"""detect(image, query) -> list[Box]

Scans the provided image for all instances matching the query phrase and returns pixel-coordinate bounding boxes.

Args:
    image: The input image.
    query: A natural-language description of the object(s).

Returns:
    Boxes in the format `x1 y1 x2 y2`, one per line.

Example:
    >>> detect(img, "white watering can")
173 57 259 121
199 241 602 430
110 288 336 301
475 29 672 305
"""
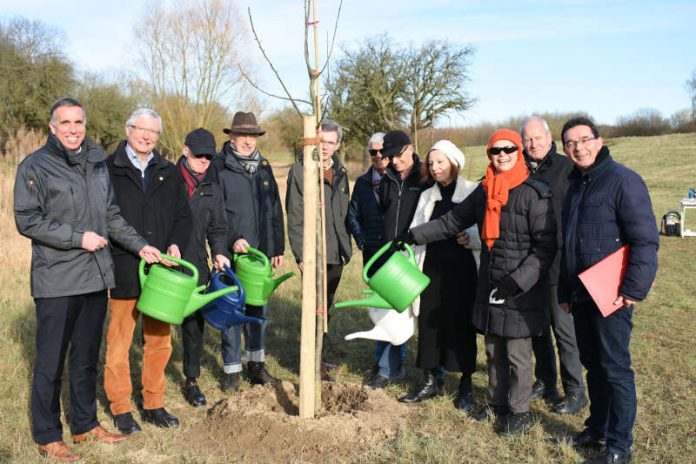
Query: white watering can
344 305 415 345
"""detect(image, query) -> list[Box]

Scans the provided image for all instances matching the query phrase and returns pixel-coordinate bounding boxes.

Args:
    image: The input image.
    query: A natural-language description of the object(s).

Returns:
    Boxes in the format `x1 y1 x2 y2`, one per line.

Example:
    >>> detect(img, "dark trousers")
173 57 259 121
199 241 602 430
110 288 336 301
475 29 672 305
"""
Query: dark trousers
485 334 533 414
322 263 344 353
532 285 584 394
32 291 107 445
181 311 205 379
574 302 635 454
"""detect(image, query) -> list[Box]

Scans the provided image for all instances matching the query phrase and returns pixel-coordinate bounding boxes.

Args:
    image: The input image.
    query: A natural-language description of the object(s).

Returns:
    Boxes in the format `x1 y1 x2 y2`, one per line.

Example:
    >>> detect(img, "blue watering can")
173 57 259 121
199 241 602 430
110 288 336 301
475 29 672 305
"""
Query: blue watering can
200 265 265 329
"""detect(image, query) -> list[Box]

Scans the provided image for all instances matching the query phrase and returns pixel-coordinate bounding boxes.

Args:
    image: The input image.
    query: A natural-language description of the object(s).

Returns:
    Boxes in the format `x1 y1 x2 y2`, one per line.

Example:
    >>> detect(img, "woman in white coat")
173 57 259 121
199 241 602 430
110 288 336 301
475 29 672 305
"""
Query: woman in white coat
399 140 481 411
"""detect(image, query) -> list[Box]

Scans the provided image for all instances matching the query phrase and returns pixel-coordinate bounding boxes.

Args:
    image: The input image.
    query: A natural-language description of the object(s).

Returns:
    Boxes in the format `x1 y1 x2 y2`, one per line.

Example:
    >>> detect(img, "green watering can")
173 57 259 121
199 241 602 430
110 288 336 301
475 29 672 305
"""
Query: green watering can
335 241 430 313
137 254 238 324
233 246 294 306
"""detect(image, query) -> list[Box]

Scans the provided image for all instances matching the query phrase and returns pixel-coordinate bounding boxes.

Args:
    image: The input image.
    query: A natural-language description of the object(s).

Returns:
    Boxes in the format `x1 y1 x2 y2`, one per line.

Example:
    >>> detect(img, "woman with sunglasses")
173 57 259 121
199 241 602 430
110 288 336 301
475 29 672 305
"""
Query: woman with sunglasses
394 129 556 436
399 140 481 412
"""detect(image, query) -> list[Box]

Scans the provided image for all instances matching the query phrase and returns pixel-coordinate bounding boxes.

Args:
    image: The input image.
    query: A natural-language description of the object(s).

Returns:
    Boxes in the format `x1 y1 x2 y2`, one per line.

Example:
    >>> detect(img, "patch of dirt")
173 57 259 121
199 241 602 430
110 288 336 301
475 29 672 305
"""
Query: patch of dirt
189 380 413 463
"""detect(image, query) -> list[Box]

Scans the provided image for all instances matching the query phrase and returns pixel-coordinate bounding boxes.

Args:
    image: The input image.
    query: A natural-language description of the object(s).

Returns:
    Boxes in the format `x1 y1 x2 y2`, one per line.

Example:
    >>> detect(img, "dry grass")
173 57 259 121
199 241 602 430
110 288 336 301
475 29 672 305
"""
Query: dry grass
0 133 695 463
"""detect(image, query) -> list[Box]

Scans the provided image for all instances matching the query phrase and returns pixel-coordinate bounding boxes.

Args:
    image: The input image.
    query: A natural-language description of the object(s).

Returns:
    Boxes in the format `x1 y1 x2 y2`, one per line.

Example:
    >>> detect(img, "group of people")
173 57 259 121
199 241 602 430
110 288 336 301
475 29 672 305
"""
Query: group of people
14 96 658 464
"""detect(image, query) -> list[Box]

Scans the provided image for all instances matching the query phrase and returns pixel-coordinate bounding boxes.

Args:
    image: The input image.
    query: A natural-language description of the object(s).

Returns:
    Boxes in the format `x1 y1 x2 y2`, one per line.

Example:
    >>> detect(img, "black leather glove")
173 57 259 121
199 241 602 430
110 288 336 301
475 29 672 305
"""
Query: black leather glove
491 275 520 300
390 230 416 253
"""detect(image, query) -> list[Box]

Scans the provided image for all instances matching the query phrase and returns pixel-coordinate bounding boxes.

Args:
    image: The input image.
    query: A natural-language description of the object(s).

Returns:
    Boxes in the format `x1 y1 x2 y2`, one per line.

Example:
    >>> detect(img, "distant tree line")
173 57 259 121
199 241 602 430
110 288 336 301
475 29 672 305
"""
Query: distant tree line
2 10 695 163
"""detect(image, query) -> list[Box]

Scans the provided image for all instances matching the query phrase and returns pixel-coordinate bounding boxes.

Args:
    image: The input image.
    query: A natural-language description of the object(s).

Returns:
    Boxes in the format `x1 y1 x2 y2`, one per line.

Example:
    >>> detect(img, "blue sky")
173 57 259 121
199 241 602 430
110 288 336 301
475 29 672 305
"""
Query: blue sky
2 0 695 126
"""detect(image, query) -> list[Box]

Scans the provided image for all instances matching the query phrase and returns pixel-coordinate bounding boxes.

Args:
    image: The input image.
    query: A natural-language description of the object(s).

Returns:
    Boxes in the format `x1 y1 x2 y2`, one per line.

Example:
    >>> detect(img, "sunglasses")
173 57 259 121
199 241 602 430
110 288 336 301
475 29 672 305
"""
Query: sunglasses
192 153 214 160
488 146 518 156
368 149 383 157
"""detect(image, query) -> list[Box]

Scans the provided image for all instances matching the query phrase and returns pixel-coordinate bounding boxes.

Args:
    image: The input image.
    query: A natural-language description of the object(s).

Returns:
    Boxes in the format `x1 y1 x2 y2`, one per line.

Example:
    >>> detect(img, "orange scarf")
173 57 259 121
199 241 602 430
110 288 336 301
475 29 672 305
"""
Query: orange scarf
481 129 529 250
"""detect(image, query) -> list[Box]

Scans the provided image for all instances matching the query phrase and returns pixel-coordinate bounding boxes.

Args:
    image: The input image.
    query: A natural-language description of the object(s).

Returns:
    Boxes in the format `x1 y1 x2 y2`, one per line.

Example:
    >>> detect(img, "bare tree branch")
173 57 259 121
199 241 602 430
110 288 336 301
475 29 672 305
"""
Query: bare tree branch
238 65 311 106
318 0 343 76
247 7 304 117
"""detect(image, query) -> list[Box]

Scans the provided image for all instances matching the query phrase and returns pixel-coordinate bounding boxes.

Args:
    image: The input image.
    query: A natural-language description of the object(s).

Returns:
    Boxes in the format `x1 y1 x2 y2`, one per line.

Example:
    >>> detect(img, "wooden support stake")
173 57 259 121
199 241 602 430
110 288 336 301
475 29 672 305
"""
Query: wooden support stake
299 114 319 418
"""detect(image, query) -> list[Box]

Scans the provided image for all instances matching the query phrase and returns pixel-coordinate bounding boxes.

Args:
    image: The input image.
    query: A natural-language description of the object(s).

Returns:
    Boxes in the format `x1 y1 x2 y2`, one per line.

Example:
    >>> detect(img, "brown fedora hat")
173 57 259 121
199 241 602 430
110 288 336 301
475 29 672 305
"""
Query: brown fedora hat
223 111 266 136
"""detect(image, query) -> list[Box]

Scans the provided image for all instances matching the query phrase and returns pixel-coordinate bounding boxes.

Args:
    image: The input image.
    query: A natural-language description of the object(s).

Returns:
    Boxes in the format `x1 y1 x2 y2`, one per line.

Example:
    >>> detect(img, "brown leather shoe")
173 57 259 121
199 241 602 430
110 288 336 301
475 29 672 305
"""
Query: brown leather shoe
73 424 128 444
37 441 80 462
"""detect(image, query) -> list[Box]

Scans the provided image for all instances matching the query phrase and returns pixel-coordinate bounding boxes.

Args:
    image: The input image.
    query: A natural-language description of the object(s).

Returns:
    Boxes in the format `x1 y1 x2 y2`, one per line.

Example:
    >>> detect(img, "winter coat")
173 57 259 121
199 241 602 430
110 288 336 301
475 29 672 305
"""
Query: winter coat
379 155 429 240
14 134 147 298
107 141 192 298
559 147 659 304
345 166 384 262
525 142 573 284
176 157 229 285
286 156 352 265
212 142 284 258
409 176 481 316
410 179 557 338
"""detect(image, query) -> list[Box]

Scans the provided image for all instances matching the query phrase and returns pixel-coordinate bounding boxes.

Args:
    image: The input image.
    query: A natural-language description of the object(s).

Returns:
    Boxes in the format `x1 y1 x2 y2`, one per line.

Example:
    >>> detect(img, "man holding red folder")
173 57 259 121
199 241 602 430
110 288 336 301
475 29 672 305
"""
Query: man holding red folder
559 117 659 464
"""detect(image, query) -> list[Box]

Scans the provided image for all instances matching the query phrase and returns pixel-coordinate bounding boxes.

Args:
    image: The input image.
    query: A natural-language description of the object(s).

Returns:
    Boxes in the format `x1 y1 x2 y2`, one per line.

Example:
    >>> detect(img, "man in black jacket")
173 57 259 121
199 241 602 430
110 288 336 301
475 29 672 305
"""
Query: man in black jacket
14 98 161 461
559 117 659 464
521 116 587 414
366 130 428 389
104 108 192 434
215 112 285 390
177 128 230 407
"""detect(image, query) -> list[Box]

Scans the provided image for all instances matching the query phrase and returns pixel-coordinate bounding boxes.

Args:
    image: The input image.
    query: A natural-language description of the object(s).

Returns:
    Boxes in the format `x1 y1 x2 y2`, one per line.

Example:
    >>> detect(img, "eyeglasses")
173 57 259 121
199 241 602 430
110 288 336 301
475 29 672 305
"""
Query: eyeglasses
128 124 160 136
488 146 518 156
563 136 596 150
192 153 214 160
368 149 383 157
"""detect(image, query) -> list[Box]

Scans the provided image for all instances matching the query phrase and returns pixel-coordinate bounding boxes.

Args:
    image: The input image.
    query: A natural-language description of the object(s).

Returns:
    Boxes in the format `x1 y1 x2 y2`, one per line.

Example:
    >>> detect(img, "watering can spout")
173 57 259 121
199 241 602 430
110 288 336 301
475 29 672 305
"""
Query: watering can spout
272 271 294 292
334 290 392 310
185 285 238 318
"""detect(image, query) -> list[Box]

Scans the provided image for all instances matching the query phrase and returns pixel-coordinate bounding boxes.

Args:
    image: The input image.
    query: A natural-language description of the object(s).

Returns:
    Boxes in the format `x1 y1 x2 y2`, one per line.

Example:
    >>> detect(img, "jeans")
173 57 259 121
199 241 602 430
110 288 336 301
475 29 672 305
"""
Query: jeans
375 341 407 379
221 304 268 373
573 302 635 454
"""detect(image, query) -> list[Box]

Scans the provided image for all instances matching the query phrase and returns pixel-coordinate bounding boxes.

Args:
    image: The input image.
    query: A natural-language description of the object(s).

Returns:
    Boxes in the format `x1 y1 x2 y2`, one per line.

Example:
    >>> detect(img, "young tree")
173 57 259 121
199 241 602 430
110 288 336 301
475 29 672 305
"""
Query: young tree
135 0 249 157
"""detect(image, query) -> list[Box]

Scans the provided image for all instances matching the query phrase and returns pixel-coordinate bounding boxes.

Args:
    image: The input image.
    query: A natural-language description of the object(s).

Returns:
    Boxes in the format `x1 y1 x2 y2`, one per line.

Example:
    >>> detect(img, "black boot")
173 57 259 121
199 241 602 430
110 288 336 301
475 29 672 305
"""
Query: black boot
399 369 440 403
220 372 241 392
246 361 279 385
498 411 532 437
184 377 207 407
455 375 474 412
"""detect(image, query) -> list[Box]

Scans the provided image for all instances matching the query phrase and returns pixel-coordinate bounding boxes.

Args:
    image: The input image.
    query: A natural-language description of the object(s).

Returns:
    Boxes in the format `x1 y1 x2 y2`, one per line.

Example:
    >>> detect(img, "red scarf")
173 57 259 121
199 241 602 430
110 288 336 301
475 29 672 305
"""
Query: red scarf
179 159 206 198
481 129 529 250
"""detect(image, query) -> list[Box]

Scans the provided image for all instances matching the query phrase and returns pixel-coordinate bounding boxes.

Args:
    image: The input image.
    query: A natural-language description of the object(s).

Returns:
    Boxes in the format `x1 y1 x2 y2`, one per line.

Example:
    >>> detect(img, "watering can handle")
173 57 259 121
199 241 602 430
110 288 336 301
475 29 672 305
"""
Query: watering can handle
362 241 415 282
234 245 268 265
138 253 199 289
223 264 246 301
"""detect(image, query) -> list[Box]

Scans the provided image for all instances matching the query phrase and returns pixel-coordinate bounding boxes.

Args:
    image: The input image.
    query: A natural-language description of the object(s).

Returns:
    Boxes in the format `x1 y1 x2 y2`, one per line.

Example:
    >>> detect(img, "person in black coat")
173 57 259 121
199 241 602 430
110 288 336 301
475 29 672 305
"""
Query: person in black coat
104 108 192 434
559 117 658 464
365 130 430 389
346 132 390 263
176 128 230 408
214 112 285 391
521 116 587 414
398 129 556 437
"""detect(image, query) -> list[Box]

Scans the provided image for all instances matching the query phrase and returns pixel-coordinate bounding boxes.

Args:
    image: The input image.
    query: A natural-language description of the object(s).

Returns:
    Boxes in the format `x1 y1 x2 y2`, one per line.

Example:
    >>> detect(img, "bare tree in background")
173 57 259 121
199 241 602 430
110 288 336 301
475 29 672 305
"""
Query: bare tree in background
403 40 475 152
135 0 249 156
688 69 696 120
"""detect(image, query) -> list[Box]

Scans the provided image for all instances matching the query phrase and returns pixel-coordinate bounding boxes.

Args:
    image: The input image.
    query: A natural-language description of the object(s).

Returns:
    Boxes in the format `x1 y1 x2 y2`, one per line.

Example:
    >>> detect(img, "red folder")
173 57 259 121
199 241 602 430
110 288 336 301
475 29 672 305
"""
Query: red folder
578 245 629 317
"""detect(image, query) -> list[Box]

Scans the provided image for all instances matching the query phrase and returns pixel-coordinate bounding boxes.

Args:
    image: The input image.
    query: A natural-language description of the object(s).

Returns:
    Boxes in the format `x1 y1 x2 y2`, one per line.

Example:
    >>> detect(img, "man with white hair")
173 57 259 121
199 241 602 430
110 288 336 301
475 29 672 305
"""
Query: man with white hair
520 116 586 414
104 108 192 434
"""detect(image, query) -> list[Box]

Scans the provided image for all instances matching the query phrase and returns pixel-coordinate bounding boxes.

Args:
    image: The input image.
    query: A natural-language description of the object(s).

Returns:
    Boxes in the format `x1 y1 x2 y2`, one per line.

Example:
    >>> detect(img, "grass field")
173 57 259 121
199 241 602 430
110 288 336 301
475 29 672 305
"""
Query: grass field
0 133 695 463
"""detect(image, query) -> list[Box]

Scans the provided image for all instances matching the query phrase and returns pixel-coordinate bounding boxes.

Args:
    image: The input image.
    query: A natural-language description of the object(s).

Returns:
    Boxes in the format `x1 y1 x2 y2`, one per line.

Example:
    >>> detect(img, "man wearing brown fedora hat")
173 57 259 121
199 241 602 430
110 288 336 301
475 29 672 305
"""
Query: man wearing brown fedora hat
213 111 285 391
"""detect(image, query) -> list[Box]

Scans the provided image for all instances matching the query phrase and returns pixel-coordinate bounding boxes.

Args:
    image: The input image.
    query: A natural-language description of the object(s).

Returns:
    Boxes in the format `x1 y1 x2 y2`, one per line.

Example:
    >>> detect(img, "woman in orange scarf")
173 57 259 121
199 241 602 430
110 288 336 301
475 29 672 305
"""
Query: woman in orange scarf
398 129 557 436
